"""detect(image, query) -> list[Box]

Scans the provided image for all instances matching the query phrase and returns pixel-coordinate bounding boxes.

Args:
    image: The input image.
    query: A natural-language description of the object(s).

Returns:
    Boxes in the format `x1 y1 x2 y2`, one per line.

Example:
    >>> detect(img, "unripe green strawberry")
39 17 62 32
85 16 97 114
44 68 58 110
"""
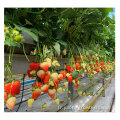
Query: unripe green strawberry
66 88 68 92
28 98 34 108
55 62 60 67
83 92 86 96
68 97 70 101
49 80 54 86
54 98 60 105
57 87 62 94
42 103 47 108
14 35 22 42
6 96 16 110
30 70 36 75
63 88 65 92
62 49 67 55
78 90 82 96
72 80 76 84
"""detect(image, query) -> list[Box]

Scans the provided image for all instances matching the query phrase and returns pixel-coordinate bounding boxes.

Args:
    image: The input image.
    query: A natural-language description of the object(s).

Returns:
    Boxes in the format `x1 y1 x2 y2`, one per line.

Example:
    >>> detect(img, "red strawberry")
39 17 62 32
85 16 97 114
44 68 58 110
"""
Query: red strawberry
75 78 78 82
30 63 40 71
37 70 45 79
68 76 72 82
10 81 21 96
48 89 56 99
53 78 59 84
88 71 92 75
86 54 90 58
41 84 50 93
4 83 12 94
70 68 75 72
33 82 42 87
32 88 41 100
43 71 50 84
6 96 16 110
40 62 49 72
60 71 67 78
75 63 80 69
14 81 21 95
58 74 63 81
4 91 7 102
74 84 78 89
66 65 71 72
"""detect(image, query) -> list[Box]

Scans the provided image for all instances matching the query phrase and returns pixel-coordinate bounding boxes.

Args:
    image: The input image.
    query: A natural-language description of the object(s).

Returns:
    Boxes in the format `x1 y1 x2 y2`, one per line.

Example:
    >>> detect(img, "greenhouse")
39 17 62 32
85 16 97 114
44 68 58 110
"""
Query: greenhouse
4 8 115 112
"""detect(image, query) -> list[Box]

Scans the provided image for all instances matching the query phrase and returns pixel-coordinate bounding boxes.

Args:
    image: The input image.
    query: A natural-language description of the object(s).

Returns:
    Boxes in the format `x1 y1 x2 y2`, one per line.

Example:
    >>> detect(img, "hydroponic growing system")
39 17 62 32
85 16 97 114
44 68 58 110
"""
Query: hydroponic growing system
4 8 115 112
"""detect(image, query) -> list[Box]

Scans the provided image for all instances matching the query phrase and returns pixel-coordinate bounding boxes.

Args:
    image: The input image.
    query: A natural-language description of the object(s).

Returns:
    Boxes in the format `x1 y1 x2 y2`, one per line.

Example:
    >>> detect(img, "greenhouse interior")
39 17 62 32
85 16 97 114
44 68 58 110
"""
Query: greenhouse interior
4 8 115 112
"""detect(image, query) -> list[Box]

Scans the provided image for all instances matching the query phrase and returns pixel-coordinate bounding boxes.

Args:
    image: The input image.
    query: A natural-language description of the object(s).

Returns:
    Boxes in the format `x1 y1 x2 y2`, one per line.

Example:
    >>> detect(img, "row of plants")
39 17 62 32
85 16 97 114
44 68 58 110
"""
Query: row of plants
4 8 115 111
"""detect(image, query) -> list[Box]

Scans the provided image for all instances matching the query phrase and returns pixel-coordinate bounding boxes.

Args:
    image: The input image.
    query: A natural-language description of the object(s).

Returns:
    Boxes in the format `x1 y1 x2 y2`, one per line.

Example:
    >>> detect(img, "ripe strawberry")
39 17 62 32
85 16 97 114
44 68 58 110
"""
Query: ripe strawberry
75 78 78 82
64 82 68 88
4 81 21 96
53 78 59 84
53 82 59 89
86 54 90 58
27 98 34 108
40 62 49 72
70 68 75 72
48 89 56 99
41 84 50 93
60 71 67 78
67 76 72 82
88 71 92 75
58 74 63 81
54 98 60 105
51 72 58 79
32 88 41 100
57 87 62 94
66 65 71 72
4 91 7 102
33 82 42 87
75 63 80 69
13 81 21 95
6 96 16 110
4 83 12 94
74 84 78 89
37 70 45 80
43 71 50 84
30 62 40 71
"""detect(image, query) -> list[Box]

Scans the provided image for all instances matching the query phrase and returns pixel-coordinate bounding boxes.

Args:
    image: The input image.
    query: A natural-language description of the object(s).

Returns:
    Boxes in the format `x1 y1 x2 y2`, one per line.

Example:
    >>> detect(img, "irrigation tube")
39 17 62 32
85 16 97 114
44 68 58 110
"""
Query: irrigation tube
16 74 25 112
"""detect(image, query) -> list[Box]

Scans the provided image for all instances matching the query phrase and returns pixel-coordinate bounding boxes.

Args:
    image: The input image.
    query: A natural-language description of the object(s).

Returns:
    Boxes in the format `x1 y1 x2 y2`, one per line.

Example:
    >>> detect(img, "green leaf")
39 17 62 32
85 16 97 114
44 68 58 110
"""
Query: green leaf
25 19 33 26
53 42 60 55
14 24 38 42
5 39 20 48
58 40 67 46
72 71 79 78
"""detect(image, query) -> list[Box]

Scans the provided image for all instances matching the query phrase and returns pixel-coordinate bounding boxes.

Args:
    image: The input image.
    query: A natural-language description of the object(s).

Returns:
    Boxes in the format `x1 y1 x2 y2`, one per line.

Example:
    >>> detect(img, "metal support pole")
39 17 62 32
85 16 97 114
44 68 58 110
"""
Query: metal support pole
102 72 105 97
68 82 74 112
